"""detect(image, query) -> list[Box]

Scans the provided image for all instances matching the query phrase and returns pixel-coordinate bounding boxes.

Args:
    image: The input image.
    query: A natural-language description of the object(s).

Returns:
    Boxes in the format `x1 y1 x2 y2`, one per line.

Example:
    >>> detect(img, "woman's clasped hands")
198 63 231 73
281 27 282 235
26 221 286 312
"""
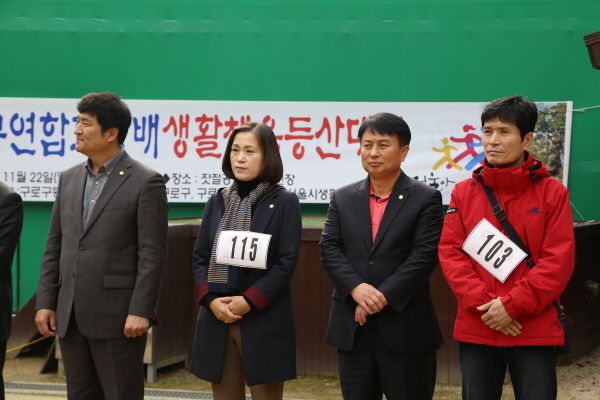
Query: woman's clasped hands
209 296 251 324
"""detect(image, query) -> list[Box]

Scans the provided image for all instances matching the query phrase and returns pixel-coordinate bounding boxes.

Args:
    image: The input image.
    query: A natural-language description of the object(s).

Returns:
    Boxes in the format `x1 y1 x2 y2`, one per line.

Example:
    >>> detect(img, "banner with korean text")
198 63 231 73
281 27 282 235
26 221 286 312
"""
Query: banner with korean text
0 98 572 204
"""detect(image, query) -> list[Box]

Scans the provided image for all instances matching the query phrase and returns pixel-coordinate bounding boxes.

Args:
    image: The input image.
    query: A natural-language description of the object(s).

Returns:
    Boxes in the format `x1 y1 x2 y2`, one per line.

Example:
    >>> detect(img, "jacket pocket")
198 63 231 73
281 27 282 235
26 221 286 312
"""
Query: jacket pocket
104 275 136 289
104 202 131 211
332 289 342 300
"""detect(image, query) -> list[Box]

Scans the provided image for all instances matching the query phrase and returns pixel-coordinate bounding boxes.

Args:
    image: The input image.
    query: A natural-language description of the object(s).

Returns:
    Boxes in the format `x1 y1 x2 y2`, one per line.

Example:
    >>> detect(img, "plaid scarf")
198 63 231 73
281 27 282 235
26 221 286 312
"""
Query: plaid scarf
207 181 279 292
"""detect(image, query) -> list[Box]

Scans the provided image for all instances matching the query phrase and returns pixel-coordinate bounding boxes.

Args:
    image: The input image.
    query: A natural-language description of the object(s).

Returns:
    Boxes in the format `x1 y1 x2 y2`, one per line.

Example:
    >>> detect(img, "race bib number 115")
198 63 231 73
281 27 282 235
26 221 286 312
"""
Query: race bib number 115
462 218 527 283
216 230 272 269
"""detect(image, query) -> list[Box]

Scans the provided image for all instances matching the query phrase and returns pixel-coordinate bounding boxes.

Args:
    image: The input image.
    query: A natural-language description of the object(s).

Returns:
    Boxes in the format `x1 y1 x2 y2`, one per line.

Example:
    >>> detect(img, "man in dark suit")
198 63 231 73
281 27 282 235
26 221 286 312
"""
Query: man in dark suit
0 182 23 400
35 92 168 400
320 112 444 400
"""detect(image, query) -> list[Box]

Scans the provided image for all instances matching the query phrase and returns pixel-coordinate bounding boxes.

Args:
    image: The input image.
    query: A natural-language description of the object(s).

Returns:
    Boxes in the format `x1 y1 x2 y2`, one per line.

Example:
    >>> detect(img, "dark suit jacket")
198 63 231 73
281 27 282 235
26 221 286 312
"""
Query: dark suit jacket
36 151 169 339
0 182 23 342
190 187 301 386
320 172 444 353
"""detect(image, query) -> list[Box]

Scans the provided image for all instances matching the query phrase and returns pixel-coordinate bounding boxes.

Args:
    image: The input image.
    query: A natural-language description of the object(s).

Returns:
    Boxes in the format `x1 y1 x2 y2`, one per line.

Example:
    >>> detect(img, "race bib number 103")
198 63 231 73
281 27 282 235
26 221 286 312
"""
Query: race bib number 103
216 230 272 269
462 218 527 283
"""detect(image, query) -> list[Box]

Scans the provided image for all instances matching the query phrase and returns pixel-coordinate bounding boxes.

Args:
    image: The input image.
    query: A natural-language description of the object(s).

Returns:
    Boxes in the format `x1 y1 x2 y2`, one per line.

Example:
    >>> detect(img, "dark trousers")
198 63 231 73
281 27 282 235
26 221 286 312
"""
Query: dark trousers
0 341 6 400
459 342 557 400
337 319 437 400
59 314 147 400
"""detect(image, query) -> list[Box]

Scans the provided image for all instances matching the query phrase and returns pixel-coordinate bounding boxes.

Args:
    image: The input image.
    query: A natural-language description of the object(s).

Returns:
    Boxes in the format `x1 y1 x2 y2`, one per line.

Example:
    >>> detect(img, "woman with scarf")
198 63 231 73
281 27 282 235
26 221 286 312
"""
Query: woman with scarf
190 122 302 400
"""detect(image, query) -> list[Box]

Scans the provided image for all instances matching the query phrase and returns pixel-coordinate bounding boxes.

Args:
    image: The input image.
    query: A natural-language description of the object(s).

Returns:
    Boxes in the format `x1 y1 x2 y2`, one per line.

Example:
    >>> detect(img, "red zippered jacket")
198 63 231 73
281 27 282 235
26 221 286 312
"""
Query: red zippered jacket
439 153 575 346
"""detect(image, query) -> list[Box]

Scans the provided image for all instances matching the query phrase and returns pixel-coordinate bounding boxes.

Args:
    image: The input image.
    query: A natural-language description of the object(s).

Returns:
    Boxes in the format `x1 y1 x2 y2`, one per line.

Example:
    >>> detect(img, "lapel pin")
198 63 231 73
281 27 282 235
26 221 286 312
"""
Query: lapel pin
399 195 404 200
119 171 124 176
269 204 274 208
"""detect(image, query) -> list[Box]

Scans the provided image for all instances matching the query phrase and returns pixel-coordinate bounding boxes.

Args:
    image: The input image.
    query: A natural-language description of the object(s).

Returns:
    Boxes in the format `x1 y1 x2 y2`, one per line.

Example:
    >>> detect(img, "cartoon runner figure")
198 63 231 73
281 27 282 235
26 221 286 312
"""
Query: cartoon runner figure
433 137 463 170
446 125 484 170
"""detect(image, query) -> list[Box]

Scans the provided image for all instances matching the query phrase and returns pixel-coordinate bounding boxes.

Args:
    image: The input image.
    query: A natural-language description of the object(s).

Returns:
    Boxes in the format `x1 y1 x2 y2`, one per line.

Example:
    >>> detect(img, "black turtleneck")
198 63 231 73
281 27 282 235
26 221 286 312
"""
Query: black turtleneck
236 178 261 200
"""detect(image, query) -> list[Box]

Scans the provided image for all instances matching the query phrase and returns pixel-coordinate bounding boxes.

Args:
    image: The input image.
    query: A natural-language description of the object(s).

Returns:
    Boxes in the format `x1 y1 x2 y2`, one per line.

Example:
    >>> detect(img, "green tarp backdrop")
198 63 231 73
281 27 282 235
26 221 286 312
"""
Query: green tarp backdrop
1 0 600 309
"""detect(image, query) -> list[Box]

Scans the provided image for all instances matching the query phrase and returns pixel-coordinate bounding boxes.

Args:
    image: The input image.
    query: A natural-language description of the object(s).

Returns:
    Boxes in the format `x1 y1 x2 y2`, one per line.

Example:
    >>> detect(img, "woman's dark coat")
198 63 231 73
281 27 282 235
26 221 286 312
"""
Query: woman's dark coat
189 187 301 386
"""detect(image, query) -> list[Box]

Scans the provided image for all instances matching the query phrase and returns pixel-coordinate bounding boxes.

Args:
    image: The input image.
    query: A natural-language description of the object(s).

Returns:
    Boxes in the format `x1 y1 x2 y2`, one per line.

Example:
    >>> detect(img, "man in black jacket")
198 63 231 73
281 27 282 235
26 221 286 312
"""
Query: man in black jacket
0 181 24 400
320 113 443 400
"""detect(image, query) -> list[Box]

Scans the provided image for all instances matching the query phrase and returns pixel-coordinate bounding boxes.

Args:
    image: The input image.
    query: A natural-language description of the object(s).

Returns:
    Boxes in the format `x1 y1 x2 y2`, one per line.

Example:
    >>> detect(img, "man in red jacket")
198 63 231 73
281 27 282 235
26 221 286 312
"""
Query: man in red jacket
439 95 575 400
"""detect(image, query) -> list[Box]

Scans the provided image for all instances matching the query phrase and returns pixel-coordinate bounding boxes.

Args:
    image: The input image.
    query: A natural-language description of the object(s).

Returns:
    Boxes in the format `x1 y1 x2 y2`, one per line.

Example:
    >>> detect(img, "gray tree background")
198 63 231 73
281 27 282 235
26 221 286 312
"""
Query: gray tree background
529 102 568 182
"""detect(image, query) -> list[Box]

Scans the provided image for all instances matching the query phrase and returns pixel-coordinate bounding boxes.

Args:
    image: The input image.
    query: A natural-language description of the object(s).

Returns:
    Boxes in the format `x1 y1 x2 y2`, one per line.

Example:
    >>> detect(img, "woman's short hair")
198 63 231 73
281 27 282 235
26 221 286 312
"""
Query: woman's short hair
222 122 284 184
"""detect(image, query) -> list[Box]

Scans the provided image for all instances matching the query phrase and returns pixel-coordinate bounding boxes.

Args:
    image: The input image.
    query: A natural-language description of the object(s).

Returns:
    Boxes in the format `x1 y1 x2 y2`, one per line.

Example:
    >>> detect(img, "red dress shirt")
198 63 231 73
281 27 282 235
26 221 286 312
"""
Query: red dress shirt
369 183 391 242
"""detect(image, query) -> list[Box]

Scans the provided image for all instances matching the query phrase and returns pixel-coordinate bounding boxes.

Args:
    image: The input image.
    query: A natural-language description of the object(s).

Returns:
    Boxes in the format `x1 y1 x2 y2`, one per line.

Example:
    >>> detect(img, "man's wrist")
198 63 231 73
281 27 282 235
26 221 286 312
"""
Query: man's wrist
500 295 519 319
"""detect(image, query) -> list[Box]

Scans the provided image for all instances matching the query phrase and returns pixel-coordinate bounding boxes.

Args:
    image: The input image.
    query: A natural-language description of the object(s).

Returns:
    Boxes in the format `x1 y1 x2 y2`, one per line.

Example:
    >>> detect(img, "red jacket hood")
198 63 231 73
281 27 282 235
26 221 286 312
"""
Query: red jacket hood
471 152 550 199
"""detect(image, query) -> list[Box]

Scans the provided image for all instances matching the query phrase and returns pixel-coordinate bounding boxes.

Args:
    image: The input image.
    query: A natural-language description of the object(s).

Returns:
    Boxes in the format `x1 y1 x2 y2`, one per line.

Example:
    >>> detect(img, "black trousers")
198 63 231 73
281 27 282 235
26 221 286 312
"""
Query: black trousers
58 313 147 400
337 318 437 400
459 342 557 400
0 340 6 400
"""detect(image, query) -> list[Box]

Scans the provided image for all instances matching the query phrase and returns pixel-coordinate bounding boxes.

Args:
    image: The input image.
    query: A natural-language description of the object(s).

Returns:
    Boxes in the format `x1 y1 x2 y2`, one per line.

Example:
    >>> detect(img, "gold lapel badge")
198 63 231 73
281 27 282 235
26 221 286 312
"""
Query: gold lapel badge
399 195 404 200
119 171 124 176
269 204 274 208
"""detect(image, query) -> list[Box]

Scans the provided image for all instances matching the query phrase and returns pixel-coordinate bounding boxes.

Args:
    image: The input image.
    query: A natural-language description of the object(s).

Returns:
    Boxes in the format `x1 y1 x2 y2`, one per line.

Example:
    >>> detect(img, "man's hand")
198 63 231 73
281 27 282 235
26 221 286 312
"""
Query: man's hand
354 305 369 326
478 298 512 330
351 283 387 314
210 297 243 324
35 309 57 337
227 296 251 316
124 314 150 338
499 319 523 336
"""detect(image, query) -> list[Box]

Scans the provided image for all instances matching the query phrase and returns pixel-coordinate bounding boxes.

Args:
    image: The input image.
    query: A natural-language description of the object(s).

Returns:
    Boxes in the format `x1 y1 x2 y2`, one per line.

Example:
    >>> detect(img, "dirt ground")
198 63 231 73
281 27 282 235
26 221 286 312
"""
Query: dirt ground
4 340 600 399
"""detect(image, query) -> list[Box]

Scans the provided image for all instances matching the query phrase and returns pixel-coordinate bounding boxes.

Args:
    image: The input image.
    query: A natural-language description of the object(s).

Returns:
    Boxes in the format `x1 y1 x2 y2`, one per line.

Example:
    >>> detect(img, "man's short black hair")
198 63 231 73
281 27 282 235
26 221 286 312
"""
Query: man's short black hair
481 95 538 140
77 92 132 145
357 112 411 146
222 122 284 184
